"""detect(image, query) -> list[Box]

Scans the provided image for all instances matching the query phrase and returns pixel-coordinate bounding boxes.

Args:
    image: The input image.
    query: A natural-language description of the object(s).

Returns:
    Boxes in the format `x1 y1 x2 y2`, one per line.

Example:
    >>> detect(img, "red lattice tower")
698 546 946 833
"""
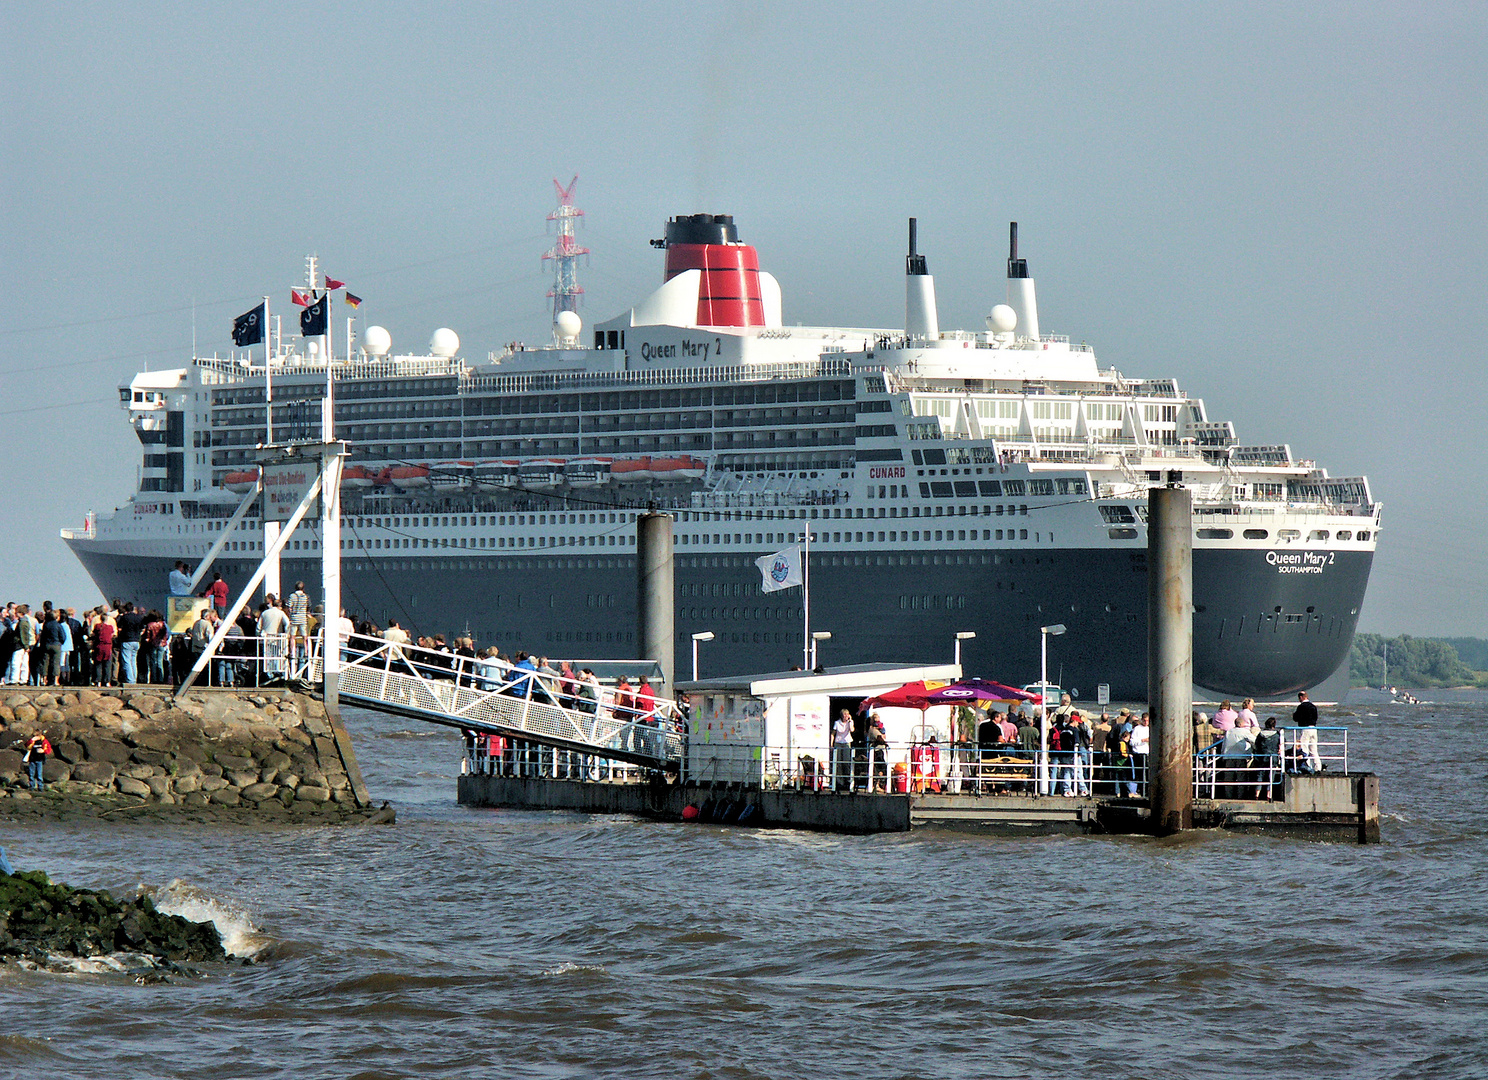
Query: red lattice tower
543 176 589 332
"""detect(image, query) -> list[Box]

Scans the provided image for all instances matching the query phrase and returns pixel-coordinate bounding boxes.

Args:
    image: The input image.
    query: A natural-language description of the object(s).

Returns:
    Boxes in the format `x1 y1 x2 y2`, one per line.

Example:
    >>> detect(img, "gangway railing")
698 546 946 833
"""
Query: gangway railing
314 636 685 771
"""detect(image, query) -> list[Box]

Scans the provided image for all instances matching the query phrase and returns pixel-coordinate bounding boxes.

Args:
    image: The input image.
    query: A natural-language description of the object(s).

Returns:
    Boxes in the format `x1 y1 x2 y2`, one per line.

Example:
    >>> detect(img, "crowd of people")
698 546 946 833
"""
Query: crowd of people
0 575 356 691
819 690 1323 801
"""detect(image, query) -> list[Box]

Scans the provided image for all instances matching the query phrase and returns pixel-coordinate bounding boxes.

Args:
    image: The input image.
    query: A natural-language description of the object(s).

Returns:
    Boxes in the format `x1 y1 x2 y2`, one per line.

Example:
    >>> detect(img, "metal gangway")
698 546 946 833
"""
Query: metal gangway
314 636 685 772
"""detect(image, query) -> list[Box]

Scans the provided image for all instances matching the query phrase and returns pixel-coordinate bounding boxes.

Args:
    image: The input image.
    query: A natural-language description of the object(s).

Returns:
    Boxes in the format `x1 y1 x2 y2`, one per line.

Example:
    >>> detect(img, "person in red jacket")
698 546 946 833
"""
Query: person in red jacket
23 732 52 790
207 573 230 619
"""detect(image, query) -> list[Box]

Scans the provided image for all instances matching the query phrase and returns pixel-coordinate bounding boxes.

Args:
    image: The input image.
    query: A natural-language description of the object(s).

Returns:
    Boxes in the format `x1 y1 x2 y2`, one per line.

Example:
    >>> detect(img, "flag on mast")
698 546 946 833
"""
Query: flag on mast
324 276 345 290
344 292 362 309
300 293 329 337
232 302 265 346
291 288 312 307
755 546 803 593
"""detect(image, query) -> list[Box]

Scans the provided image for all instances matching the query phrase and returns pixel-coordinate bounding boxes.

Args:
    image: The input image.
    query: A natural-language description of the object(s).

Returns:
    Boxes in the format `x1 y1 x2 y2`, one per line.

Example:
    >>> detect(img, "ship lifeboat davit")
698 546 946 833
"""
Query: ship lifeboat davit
518 458 566 490
341 465 376 490
650 455 707 480
389 464 431 490
565 457 612 488
610 456 653 482
474 460 518 492
223 468 260 494
430 461 474 492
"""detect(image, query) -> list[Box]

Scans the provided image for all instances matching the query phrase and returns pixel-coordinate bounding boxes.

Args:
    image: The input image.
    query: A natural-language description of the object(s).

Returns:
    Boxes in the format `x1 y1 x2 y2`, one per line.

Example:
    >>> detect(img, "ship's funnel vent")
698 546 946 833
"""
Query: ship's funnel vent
657 212 764 328
907 217 928 277
1008 221 1029 279
1005 220 1039 340
905 217 939 339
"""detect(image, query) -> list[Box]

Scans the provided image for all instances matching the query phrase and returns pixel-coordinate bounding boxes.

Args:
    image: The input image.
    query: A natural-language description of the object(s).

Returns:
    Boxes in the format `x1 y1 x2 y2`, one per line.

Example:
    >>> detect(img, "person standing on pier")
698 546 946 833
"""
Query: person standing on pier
207 573 230 619
832 708 854 792
1294 691 1322 773
286 583 310 668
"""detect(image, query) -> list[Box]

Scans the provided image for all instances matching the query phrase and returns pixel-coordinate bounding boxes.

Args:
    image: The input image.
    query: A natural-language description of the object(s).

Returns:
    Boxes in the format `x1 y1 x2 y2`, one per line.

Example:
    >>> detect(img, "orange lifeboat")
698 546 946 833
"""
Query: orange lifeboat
341 465 375 490
388 464 431 490
649 456 707 480
610 456 653 482
223 468 260 494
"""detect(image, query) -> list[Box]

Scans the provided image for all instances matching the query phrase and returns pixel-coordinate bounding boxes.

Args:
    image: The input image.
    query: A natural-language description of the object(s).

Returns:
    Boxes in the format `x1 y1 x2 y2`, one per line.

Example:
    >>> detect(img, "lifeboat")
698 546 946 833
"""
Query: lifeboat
518 458 566 491
565 457 612 488
388 464 431 490
610 456 653 482
474 460 518 492
341 465 375 490
650 456 707 480
430 461 474 492
223 468 260 494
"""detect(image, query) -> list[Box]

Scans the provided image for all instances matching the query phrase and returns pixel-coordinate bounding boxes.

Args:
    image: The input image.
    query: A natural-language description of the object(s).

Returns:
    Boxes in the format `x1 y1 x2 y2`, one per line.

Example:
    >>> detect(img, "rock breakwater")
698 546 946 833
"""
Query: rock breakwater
0 687 383 823
0 867 226 968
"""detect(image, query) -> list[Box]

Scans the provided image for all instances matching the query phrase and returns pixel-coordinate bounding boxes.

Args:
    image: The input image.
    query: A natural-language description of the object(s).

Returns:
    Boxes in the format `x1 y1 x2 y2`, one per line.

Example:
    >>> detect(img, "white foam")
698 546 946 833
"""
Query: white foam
150 879 268 959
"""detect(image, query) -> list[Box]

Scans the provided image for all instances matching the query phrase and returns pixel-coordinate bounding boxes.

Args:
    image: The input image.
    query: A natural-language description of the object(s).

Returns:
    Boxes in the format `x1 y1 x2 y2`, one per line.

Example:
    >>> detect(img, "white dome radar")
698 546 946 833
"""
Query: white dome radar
554 310 582 342
429 328 460 357
363 325 392 357
987 304 1018 334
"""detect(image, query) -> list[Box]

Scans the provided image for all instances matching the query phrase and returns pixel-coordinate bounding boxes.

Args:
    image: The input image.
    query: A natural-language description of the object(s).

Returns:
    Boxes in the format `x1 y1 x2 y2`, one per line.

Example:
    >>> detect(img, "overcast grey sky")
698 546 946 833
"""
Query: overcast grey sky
2 1 1484 636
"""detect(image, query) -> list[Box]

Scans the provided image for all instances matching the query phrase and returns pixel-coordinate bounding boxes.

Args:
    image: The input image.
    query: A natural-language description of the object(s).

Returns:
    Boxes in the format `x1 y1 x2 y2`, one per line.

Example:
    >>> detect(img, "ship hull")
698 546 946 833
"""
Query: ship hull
64 539 1370 701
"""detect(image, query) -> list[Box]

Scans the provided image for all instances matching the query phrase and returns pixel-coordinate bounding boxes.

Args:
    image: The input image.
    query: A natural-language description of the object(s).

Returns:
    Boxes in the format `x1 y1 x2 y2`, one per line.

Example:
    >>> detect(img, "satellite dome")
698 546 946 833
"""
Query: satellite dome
554 310 582 341
363 325 392 357
429 328 460 357
306 338 320 357
987 304 1018 333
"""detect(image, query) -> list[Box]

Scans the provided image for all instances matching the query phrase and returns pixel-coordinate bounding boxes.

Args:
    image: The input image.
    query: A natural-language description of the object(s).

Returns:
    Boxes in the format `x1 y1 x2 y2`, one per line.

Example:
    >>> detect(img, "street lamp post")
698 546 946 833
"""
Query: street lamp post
691 631 715 682
810 631 832 670
1038 623 1066 794
954 630 976 670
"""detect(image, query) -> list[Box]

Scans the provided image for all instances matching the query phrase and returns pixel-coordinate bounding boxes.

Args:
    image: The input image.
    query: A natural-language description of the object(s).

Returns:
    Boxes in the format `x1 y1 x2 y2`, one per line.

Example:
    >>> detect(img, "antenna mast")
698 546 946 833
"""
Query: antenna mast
543 176 589 342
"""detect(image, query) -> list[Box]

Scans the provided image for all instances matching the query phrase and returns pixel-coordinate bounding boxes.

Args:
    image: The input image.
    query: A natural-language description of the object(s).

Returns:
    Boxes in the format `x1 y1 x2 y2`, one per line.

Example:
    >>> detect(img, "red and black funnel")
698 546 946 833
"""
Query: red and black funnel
657 213 765 328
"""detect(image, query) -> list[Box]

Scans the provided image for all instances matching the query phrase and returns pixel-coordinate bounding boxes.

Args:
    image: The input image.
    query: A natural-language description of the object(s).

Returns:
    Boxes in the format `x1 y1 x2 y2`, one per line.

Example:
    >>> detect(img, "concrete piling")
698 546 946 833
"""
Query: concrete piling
1147 483 1193 834
637 512 676 692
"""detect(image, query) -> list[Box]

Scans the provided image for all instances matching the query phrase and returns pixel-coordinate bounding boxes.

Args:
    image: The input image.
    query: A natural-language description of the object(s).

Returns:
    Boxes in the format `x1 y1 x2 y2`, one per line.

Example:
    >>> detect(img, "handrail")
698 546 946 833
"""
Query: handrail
318 635 685 770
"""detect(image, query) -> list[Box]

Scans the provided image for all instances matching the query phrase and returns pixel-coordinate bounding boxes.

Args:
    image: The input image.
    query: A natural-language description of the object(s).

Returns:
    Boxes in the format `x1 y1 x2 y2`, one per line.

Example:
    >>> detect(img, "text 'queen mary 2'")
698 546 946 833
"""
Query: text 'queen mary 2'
63 212 1379 700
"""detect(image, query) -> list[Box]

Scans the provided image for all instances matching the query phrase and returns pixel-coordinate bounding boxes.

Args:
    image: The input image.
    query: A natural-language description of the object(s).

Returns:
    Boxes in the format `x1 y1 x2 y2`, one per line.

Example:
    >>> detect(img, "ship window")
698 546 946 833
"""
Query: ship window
1243 529 1268 540
1108 528 1137 540
1029 479 1054 496
1279 529 1301 541
1336 530 1352 540
1357 530 1371 541
1197 528 1233 539
930 482 953 498
1308 530 1329 541
1099 505 1137 525
1020 529 1029 540
954 481 977 497
978 480 1002 496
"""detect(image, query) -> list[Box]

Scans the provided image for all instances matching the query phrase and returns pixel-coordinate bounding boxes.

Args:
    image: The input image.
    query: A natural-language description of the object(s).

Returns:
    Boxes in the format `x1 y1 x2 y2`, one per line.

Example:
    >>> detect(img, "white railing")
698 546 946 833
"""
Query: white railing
319 636 685 769
1193 726 1347 801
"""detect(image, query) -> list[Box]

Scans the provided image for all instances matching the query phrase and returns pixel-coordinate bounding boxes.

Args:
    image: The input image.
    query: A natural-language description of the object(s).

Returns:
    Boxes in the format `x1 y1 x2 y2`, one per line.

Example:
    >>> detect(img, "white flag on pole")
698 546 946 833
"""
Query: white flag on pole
756 546 803 593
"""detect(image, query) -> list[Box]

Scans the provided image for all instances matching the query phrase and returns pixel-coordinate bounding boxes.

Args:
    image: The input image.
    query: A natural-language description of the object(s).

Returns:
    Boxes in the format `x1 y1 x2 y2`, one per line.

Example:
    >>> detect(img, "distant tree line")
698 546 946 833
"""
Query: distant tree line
1349 634 1488 688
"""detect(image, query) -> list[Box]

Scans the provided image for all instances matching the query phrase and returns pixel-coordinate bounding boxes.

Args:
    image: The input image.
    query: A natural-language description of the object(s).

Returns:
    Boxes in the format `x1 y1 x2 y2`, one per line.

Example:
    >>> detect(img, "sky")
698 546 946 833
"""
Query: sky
2 1 1484 636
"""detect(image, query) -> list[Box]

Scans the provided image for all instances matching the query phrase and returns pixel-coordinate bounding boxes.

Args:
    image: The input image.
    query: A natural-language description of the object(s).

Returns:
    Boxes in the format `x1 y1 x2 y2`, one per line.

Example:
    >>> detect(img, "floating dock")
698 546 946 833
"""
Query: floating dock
457 769 1380 843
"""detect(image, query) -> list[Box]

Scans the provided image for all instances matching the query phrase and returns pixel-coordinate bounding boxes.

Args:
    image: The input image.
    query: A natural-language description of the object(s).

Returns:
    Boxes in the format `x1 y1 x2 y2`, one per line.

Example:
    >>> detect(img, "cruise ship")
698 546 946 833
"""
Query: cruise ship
62 208 1379 699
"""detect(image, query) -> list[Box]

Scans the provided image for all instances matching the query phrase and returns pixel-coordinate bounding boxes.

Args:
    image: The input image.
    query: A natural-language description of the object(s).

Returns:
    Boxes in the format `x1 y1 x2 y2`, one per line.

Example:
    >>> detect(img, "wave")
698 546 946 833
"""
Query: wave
149 879 269 959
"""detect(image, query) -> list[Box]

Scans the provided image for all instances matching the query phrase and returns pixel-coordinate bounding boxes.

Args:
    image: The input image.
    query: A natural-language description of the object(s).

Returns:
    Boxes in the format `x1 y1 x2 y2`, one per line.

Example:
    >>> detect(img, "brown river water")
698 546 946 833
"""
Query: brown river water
5 699 1486 1079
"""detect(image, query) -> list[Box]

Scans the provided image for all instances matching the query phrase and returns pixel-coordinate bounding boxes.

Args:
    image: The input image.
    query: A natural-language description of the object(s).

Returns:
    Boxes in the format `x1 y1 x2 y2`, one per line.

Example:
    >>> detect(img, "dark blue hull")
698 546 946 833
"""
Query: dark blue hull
68 541 1372 701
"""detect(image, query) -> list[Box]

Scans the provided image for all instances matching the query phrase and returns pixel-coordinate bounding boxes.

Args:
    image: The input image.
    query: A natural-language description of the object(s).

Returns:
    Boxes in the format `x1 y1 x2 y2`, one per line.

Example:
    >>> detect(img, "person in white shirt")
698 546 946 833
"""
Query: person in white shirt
258 600 289 680
1129 713 1151 794
383 620 410 645
1238 697 1259 728
832 709 855 792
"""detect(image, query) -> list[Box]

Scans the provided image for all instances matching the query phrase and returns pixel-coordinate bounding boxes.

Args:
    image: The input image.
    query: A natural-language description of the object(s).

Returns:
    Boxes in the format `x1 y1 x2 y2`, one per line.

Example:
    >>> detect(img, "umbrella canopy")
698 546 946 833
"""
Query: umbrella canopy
920 678 1039 704
861 678 1037 711
859 680 952 711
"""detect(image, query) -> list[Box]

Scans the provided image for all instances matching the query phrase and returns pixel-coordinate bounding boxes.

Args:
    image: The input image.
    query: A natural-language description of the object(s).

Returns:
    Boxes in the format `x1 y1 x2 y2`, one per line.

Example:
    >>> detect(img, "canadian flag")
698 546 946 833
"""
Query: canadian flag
291 289 312 307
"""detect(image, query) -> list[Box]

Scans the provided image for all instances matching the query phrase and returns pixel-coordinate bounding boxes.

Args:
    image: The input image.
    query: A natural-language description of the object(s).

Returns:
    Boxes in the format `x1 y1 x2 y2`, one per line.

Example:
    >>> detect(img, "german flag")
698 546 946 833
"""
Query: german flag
345 292 362 309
